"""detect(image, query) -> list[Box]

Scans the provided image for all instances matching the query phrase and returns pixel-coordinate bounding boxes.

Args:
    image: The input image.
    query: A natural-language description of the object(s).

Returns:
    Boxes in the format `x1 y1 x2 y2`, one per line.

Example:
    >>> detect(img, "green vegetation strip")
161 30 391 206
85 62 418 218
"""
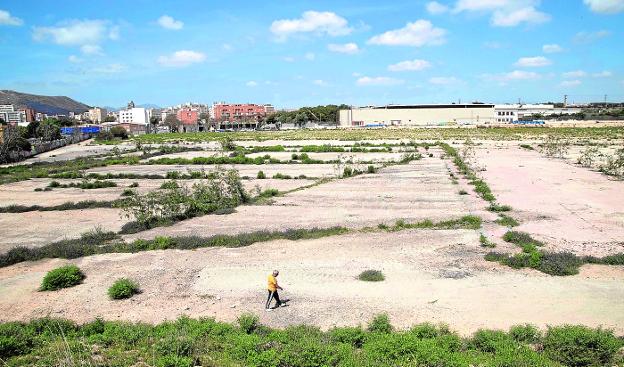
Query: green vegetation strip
124 126 624 144
0 216 481 268
0 316 621 366
0 200 119 213
486 231 624 276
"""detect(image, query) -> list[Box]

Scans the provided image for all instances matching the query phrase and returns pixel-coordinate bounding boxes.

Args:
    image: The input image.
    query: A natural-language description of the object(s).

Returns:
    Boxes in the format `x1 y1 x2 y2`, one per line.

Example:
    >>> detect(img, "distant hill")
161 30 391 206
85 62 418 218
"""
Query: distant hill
0 90 91 115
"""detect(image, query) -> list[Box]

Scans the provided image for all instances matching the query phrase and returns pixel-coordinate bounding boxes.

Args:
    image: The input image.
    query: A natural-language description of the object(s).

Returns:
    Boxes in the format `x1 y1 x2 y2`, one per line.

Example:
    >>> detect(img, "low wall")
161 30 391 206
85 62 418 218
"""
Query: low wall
7 134 90 161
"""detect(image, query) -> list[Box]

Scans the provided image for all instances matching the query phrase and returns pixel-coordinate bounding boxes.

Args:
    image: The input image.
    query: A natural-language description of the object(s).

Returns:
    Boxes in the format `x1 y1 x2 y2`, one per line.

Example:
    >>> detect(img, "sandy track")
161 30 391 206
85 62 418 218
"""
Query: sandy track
86 163 343 178
1 229 622 335
474 144 624 256
123 158 480 242
0 178 316 206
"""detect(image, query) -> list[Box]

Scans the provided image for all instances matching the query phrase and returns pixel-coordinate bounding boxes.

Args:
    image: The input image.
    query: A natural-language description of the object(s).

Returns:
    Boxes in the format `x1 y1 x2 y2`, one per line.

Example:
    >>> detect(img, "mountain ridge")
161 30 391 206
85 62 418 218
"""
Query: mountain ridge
0 90 91 115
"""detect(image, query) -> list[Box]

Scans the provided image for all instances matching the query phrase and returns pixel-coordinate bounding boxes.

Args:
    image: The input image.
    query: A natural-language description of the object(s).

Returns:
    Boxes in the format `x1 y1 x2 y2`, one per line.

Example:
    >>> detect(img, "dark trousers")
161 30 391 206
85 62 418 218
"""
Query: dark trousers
266 290 281 309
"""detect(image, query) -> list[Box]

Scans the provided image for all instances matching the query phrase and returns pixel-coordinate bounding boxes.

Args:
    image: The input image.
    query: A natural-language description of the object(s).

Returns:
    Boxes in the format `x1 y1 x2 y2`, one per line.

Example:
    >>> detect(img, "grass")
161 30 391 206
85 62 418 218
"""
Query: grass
495 214 520 227
123 127 624 144
379 215 482 232
488 203 512 212
0 200 118 213
45 179 118 190
487 231 624 276
480 234 495 248
358 270 385 282
40 265 85 291
0 227 348 268
6 316 619 366
519 144 534 150
108 278 140 300
0 215 482 268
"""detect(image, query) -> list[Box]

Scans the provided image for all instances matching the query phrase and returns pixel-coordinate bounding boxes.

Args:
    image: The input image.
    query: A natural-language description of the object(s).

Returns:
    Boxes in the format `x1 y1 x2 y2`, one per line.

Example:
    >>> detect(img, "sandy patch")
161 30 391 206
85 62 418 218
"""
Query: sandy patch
474 144 624 256
1 229 622 335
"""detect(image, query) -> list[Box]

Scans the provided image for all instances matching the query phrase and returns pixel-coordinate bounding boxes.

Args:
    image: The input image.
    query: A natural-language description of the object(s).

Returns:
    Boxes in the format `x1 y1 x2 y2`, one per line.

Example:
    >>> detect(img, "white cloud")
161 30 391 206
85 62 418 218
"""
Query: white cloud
222 43 233 51
542 44 563 53
246 81 258 87
574 30 611 43
270 11 352 41
352 72 362 77
68 55 82 63
327 42 360 54
429 76 461 85
313 79 327 86
0 9 23 26
426 1 450 14
33 19 116 46
562 70 587 78
305 52 316 60
514 56 551 67
356 76 404 86
481 70 541 83
560 80 582 87
388 59 432 72
368 20 446 47
157 50 206 67
157 15 184 30
283 56 295 62
92 63 126 74
453 1 550 27
483 41 504 49
491 7 550 27
454 0 511 12
593 70 612 77
584 0 624 14
80 44 103 55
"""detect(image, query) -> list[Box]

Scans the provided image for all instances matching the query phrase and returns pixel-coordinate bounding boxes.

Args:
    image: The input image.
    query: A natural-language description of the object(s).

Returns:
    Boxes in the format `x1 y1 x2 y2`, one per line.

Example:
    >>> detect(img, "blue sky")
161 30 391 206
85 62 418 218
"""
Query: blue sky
0 0 623 108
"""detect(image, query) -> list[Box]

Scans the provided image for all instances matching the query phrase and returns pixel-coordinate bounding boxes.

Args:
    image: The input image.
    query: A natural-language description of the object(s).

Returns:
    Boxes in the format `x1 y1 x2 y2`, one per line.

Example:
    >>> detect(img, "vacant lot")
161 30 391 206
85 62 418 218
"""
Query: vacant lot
0 128 622 337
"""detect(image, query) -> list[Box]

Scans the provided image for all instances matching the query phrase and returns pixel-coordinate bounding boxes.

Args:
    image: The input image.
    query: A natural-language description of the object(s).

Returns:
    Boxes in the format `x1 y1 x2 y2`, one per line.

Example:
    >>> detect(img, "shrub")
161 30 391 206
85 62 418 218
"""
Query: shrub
496 214 519 227
108 278 140 299
237 313 259 334
358 270 384 282
470 329 514 353
343 166 353 177
0 322 33 359
536 252 583 276
509 324 541 344
367 314 392 333
40 265 85 291
458 189 468 195
488 203 512 212
129 182 139 188
367 165 376 174
329 326 366 347
121 188 135 197
256 170 266 179
543 325 622 367
503 231 544 247
480 234 495 248
109 126 129 140
519 144 534 150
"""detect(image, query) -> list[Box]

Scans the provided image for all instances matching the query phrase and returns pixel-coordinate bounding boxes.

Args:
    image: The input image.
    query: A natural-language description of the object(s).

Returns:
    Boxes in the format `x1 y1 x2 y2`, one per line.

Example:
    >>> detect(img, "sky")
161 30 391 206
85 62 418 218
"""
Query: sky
0 0 623 108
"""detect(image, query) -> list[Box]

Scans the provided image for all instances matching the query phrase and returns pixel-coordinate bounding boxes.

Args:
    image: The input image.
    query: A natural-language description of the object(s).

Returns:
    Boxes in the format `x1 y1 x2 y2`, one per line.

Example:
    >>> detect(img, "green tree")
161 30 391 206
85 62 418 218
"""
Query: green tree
37 121 61 141
164 114 181 132
104 115 116 122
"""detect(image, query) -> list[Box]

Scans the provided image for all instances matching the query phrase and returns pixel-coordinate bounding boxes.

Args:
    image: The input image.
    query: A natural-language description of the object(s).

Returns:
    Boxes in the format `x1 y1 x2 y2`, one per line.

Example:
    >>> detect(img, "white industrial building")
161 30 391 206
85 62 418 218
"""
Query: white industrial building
0 105 27 126
339 104 496 127
118 107 150 125
494 104 582 123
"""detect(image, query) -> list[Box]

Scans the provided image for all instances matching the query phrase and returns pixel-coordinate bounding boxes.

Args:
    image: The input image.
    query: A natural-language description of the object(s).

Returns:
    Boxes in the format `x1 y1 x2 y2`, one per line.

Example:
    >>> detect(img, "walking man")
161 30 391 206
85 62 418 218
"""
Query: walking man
265 270 283 311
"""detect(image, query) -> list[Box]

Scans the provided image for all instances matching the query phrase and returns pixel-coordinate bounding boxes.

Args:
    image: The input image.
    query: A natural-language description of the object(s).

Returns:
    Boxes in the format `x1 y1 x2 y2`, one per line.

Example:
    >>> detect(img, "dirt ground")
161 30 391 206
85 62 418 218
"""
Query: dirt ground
1 230 623 335
0 138 623 336
474 143 624 256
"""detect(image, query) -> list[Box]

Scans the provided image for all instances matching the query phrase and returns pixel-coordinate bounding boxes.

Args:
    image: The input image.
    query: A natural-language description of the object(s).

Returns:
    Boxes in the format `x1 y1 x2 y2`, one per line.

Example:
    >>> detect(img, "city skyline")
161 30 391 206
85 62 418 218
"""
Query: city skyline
1 0 623 108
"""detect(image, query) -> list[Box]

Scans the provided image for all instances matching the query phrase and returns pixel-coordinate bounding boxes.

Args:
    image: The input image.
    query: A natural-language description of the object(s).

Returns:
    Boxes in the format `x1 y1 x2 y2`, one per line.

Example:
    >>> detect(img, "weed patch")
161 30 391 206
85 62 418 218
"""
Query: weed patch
108 278 140 300
40 265 85 291
358 270 385 282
